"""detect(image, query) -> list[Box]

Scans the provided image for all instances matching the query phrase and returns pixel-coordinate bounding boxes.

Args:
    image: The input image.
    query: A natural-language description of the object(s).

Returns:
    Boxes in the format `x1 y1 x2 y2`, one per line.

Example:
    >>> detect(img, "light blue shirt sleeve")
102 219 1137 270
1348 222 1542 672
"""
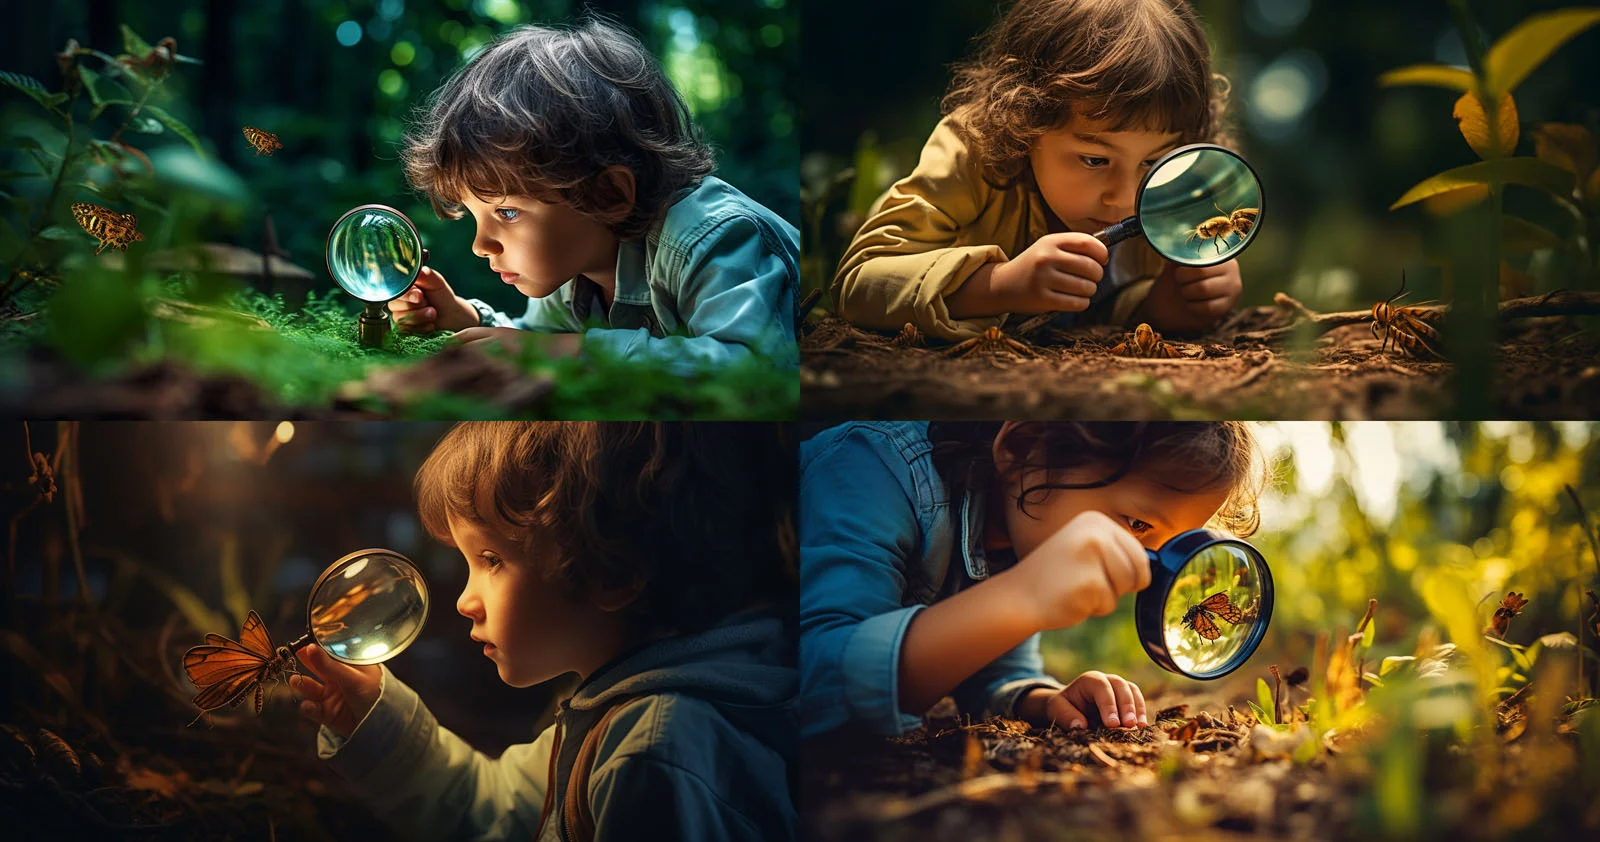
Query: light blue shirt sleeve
316 666 554 842
952 634 1067 720
798 430 927 738
582 215 796 370
467 292 582 333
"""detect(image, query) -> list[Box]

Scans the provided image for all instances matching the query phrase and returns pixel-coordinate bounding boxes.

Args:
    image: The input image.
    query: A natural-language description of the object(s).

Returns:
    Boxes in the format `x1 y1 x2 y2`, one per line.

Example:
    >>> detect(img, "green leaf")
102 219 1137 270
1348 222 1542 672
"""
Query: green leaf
1390 157 1576 210
1484 9 1600 97
144 147 246 205
1378 63 1477 92
89 99 137 121
120 25 154 59
1257 677 1276 724
1247 700 1272 725
143 105 204 158
38 225 76 241
128 115 163 135
112 554 228 640
219 533 250 630
78 65 104 105
0 170 38 182
0 70 62 114
1502 215 1560 252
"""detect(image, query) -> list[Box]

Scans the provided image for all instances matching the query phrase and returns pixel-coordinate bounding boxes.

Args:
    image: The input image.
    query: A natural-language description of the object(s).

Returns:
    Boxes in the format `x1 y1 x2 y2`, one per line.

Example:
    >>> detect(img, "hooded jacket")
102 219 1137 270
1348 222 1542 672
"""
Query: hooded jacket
316 608 797 842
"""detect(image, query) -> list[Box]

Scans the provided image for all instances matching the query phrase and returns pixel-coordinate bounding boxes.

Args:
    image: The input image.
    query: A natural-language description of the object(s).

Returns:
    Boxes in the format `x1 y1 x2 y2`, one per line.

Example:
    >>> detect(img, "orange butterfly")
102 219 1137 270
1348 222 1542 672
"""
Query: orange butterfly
1181 592 1247 641
242 126 282 157
183 610 296 726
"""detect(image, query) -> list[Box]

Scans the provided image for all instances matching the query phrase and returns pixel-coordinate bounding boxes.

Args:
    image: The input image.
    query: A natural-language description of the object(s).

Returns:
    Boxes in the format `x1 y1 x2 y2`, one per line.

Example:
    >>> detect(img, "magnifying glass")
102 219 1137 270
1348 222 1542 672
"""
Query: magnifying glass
326 205 430 348
1134 528 1273 679
1093 144 1265 268
284 548 431 665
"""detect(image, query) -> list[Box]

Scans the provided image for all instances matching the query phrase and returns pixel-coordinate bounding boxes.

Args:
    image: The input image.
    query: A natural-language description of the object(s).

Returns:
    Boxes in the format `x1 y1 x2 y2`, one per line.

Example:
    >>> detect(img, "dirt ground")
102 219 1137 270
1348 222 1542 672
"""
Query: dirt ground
801 692 1597 842
800 292 1600 420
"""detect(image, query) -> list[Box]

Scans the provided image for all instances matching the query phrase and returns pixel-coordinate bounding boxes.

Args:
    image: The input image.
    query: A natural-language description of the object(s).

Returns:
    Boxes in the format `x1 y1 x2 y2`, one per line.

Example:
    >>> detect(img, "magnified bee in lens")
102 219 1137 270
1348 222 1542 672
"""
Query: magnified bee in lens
242 126 283 157
1185 203 1259 255
1371 271 1443 359
71 202 143 255
1182 591 1247 641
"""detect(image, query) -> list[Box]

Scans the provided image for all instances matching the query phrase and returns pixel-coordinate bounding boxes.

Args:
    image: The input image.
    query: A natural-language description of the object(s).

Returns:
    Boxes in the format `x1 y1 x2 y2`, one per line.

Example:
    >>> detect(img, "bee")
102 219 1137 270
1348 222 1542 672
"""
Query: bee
1111 323 1178 358
1370 271 1443 359
891 322 925 349
70 202 144 255
942 326 1038 359
242 126 283 157
1182 592 1247 641
1184 203 1259 255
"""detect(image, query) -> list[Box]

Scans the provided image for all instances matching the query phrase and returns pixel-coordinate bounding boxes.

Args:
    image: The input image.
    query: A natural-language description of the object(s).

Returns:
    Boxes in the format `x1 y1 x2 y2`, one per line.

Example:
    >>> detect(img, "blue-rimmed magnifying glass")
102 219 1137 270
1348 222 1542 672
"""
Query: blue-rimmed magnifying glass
284 548 431 665
326 205 430 348
1093 144 1265 269
1135 529 1273 679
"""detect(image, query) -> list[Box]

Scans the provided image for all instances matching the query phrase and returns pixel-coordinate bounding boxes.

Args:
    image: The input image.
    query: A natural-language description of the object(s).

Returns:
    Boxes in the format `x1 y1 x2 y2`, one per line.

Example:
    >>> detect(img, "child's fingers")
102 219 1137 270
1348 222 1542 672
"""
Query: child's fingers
300 644 369 689
299 699 327 726
1130 681 1148 726
412 266 449 290
1105 674 1139 728
395 307 437 328
1077 671 1122 727
1044 693 1089 730
289 673 327 701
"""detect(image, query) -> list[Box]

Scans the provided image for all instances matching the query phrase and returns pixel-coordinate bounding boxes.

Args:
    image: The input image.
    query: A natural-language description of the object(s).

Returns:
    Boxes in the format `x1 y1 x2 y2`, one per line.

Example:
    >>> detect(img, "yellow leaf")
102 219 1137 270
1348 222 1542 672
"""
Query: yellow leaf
1377 63 1477 91
1391 157 1575 210
1453 91 1519 159
1530 123 1597 178
1484 8 1600 96
1423 184 1488 215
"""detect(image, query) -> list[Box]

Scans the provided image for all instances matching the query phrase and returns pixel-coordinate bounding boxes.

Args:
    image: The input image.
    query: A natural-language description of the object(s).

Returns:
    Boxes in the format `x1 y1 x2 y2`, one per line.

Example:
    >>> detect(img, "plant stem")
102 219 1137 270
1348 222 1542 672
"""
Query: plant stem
0 88 82 305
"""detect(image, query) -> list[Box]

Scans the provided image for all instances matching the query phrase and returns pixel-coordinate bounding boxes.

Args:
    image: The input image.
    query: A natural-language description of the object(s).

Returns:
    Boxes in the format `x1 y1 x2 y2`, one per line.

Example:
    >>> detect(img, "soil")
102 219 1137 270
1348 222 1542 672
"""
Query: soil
799 292 1600 419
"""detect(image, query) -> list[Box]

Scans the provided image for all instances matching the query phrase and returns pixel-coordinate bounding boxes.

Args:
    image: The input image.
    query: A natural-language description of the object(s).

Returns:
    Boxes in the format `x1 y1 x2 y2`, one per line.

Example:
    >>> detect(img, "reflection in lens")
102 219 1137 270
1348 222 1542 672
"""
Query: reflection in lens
1161 543 1266 677
1139 148 1263 267
326 207 423 303
310 552 428 665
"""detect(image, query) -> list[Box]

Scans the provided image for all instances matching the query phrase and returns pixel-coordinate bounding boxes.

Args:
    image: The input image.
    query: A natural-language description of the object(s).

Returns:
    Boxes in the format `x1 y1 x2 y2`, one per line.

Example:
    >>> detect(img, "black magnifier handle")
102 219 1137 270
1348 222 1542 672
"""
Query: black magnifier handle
1093 216 1142 248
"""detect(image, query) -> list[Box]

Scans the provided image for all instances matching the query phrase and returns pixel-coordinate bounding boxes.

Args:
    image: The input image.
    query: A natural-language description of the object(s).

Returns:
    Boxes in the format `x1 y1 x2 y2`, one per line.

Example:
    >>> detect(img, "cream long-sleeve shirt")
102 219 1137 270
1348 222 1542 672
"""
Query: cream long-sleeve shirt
833 115 1164 341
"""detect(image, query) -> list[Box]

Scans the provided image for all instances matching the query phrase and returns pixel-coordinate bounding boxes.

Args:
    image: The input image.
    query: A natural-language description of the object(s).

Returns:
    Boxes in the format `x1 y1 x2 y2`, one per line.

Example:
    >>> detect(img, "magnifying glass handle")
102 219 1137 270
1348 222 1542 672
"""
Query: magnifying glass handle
1093 217 1142 248
287 632 314 652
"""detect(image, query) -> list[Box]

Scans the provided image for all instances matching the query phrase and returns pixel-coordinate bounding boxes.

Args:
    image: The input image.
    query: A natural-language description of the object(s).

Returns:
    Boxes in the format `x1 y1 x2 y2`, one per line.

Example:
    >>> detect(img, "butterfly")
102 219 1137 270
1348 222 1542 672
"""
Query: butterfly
1483 591 1529 639
1181 592 1247 641
70 202 144 255
183 610 297 726
242 126 283 157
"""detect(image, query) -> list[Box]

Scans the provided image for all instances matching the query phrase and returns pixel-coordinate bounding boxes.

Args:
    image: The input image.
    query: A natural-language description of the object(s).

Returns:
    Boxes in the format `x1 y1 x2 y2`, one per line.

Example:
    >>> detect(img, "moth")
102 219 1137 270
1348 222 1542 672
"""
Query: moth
242 126 283 157
183 610 297 726
70 202 144 255
1181 591 1247 641
1483 591 1529 640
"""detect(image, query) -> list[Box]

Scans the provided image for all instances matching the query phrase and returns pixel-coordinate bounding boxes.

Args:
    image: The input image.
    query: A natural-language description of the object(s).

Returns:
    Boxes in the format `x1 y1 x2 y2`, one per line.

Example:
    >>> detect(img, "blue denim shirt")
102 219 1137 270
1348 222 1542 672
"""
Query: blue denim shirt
467 176 799 372
799 421 1065 738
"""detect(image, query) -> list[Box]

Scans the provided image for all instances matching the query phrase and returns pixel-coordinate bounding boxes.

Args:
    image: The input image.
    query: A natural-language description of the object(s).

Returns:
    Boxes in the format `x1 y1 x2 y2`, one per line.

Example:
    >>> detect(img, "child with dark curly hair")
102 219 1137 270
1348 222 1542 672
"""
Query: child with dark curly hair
833 0 1239 343
292 422 798 842
800 421 1265 738
390 19 799 371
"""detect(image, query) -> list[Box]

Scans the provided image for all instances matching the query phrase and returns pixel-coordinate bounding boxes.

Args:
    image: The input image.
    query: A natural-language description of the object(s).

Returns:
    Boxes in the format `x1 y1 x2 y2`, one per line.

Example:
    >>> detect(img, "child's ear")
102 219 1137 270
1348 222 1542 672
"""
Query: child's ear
593 573 645 613
592 165 636 227
991 421 1026 480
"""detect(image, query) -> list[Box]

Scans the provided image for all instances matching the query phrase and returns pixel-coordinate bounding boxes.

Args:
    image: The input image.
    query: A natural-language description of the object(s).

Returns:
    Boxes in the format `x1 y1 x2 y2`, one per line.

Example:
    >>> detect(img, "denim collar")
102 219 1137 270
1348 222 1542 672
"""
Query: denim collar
959 488 992 581
568 239 650 323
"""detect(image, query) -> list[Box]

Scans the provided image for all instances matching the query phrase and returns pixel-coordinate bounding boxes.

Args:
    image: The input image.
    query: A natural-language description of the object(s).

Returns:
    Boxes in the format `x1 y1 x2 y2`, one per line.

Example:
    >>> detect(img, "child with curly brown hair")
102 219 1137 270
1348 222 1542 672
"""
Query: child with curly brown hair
800 421 1266 737
389 19 799 371
292 422 798 841
833 0 1239 343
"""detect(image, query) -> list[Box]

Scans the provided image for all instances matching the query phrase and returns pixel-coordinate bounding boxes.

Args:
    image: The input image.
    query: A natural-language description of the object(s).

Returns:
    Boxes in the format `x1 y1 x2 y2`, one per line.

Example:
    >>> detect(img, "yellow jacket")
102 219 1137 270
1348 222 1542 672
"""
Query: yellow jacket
833 115 1163 341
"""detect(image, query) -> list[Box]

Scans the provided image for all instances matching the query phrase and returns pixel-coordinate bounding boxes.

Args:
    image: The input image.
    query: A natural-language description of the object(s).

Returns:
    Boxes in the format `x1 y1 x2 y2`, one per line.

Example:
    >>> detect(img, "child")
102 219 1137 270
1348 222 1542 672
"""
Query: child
799 421 1264 737
292 422 799 841
388 19 800 371
833 0 1241 342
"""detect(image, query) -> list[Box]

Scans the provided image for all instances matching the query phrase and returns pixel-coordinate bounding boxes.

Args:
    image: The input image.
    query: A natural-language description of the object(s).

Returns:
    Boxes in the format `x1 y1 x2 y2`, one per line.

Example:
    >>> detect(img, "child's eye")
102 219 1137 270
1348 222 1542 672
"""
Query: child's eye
1122 516 1153 535
1078 156 1110 169
479 551 503 571
494 207 520 222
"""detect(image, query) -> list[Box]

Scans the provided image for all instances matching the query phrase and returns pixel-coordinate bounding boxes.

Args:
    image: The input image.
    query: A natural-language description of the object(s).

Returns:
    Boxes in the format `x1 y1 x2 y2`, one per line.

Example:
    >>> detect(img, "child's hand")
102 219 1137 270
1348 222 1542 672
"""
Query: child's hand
1021 671 1149 730
1010 510 1151 630
289 644 381 740
450 328 583 358
389 267 481 333
1135 259 1242 335
947 233 1109 318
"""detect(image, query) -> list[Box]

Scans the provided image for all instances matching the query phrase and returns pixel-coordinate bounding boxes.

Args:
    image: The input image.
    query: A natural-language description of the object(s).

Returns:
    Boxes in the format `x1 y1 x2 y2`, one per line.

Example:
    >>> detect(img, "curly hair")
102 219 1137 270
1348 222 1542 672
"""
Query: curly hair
399 17 716 240
415 422 796 635
929 421 1266 537
942 0 1232 189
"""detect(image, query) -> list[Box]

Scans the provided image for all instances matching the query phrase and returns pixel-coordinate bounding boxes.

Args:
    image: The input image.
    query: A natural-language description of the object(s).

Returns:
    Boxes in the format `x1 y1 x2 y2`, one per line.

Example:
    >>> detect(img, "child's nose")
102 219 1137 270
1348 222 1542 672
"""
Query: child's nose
456 587 482 620
471 233 501 259
1105 176 1139 218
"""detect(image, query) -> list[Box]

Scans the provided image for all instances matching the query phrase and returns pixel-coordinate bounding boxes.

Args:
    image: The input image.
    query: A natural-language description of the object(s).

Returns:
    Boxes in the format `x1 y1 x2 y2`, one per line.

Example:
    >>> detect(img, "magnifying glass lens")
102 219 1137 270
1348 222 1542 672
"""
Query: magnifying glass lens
309 551 429 665
1136 146 1264 267
326 207 424 303
1160 543 1267 676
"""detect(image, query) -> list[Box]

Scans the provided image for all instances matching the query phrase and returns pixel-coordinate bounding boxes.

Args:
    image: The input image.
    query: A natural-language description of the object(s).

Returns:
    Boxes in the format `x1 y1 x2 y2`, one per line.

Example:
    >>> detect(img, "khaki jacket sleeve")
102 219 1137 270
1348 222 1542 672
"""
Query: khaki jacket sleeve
832 119 1008 341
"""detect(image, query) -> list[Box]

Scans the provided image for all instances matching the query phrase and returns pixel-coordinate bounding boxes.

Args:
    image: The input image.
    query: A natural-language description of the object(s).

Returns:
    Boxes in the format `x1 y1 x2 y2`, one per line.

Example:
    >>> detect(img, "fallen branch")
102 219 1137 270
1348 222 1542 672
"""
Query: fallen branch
1235 290 1600 345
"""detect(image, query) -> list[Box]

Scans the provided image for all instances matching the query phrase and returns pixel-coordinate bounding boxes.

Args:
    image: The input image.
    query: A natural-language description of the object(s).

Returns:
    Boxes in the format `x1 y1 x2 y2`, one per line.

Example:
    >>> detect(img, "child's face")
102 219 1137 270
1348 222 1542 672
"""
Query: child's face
449 513 625 688
458 194 620 298
996 462 1231 562
1028 116 1183 233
